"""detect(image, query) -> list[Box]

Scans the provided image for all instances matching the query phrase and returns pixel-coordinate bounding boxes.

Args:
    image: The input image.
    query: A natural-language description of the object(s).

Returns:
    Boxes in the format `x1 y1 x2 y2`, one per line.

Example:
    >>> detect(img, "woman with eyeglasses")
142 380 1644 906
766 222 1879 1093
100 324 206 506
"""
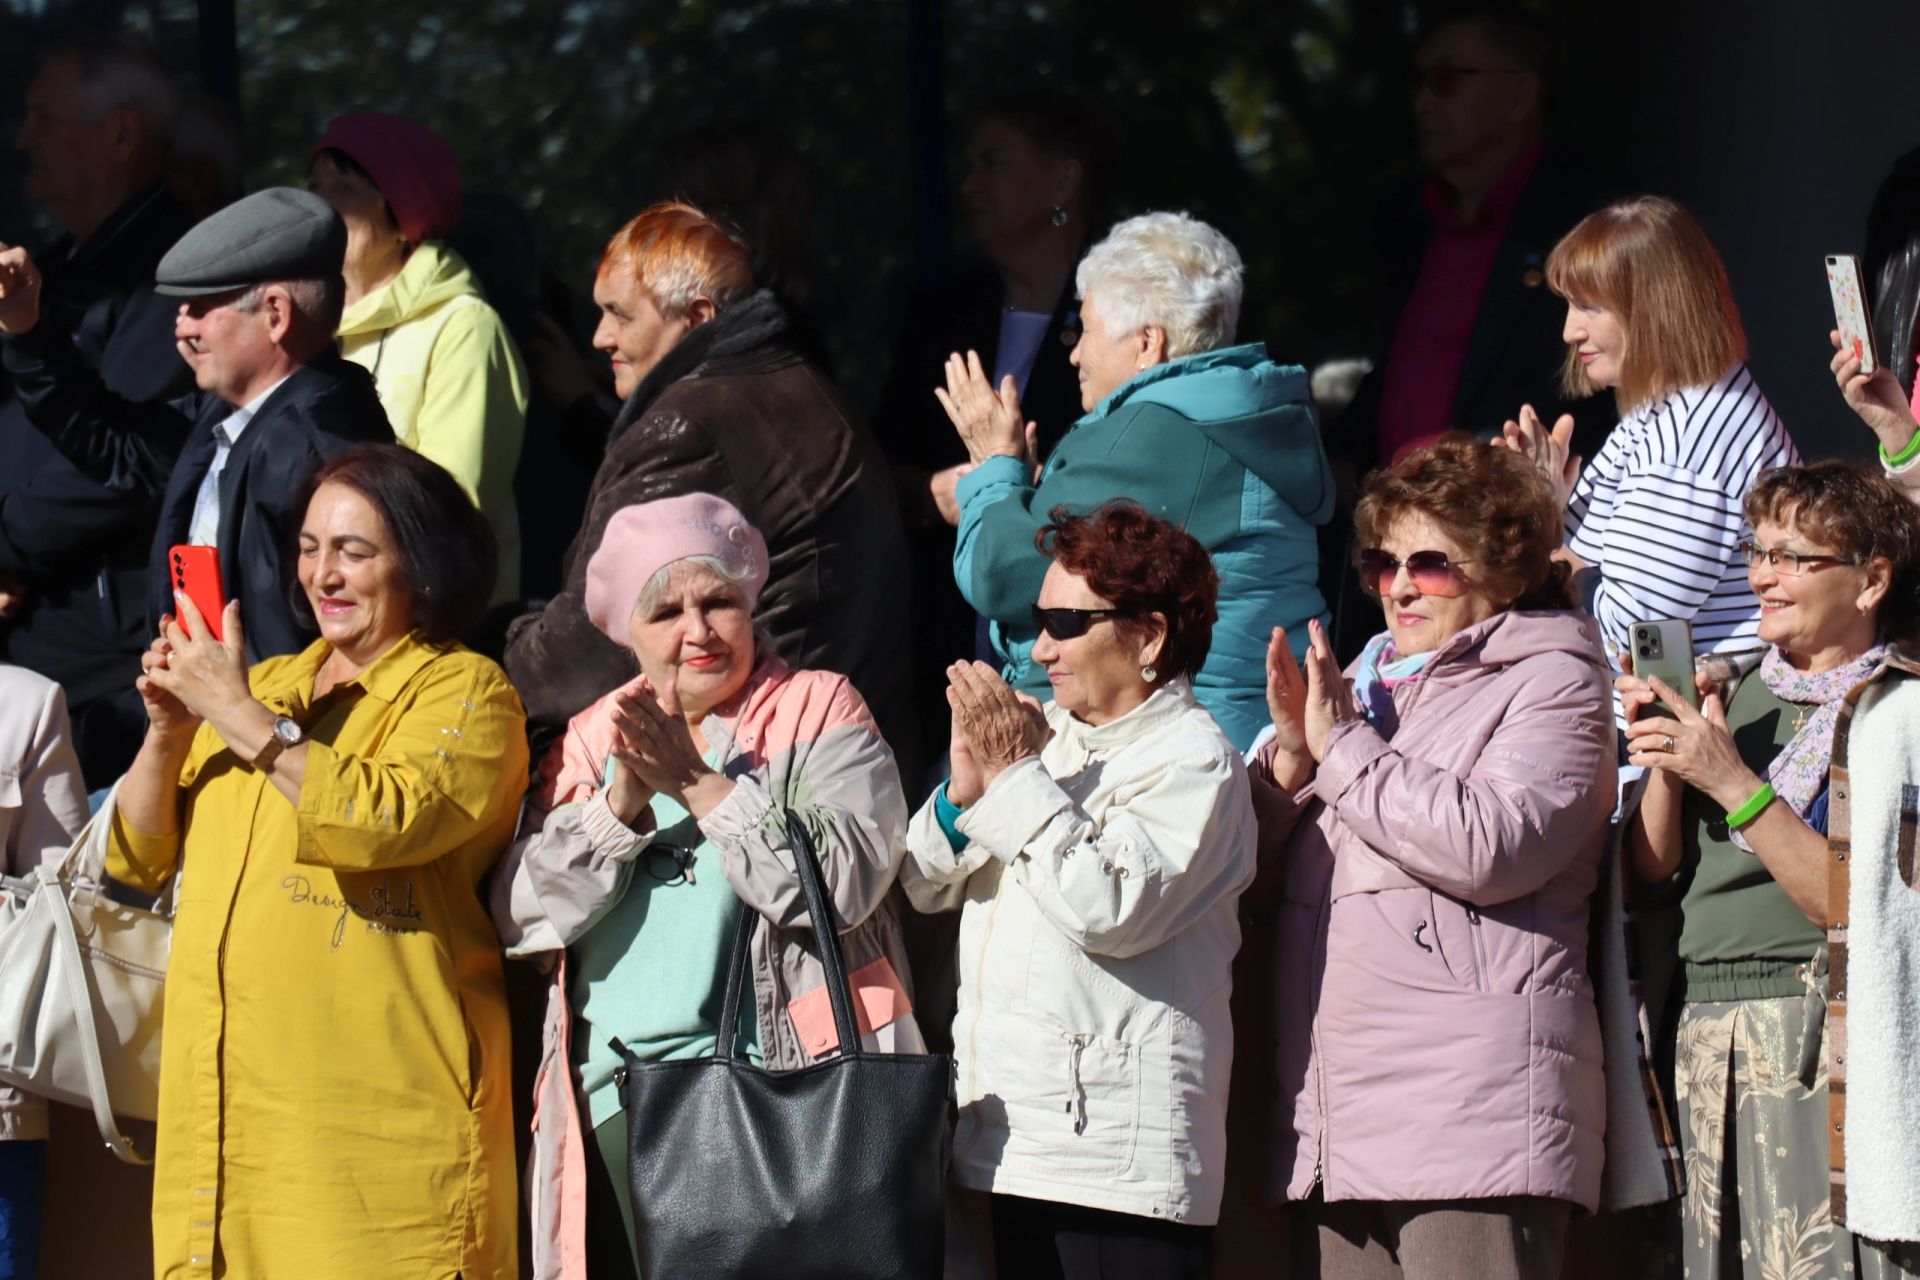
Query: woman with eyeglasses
1498 196 1798 669
1618 462 1920 1279
1254 436 1614 1278
900 501 1256 1278
490 493 922 1280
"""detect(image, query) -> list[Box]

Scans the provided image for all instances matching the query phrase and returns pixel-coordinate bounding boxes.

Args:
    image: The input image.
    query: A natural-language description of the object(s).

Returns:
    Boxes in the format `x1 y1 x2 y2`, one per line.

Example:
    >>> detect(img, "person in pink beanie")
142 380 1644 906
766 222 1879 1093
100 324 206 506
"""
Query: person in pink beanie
490 492 923 1279
309 112 529 602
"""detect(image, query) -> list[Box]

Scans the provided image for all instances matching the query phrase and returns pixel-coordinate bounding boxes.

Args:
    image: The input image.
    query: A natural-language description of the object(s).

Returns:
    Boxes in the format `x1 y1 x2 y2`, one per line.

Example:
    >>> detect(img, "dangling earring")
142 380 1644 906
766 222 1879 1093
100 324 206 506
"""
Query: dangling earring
1051 205 1069 228
1141 665 1157 683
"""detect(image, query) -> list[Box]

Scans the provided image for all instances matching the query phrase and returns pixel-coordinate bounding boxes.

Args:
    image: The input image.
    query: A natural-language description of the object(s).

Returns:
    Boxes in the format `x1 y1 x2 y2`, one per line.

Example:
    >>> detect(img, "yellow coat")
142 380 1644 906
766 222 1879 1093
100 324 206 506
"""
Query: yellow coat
338 241 529 603
109 634 529 1280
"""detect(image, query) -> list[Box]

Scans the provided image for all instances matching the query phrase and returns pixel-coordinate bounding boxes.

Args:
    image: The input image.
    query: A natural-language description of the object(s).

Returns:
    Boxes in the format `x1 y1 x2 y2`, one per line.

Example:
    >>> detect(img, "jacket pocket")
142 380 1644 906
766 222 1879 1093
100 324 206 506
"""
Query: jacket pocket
1899 783 1919 891
1416 890 1488 994
976 1006 1140 1180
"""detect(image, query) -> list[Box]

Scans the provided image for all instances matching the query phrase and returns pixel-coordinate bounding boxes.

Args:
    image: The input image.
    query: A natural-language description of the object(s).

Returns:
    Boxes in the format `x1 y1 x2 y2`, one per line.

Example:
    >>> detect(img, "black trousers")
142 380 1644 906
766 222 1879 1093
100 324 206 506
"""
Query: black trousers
990 1193 1214 1280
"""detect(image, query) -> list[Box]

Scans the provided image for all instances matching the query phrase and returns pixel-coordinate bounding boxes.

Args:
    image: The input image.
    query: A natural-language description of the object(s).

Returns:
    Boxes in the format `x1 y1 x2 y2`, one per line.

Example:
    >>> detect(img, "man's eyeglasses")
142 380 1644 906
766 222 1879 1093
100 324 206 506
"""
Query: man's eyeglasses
1031 606 1130 641
1411 65 1527 99
1739 541 1861 577
645 842 697 886
1357 548 1472 598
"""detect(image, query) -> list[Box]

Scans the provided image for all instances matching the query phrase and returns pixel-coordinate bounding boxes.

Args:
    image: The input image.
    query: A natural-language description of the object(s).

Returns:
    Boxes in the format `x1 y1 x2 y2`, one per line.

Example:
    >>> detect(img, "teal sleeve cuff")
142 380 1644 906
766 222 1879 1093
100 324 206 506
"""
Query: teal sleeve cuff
933 781 971 853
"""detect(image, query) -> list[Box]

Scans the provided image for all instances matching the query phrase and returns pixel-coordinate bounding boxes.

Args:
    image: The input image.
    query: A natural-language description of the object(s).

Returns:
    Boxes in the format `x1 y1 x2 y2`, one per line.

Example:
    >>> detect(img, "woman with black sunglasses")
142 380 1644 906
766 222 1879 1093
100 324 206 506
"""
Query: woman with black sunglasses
490 493 923 1279
900 501 1257 1279
1253 435 1614 1279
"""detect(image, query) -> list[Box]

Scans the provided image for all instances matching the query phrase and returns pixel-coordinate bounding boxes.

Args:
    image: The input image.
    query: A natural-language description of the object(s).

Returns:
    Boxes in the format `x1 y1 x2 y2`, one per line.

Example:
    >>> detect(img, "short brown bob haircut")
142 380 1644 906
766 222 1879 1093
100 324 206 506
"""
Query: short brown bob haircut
597 199 754 319
1745 461 1920 637
1545 195 1745 414
1353 433 1569 611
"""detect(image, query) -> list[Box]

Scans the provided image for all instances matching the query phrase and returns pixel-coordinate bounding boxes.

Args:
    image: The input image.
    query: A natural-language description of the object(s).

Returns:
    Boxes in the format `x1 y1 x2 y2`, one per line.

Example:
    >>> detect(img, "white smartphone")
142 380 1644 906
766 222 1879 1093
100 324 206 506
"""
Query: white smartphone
1827 253 1880 376
1628 619 1697 715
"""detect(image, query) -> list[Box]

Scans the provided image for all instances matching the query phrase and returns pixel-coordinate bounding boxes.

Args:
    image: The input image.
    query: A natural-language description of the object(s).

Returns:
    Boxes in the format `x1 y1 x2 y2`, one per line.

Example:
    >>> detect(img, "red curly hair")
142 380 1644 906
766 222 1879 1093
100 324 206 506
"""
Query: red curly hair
1036 501 1219 684
597 199 753 318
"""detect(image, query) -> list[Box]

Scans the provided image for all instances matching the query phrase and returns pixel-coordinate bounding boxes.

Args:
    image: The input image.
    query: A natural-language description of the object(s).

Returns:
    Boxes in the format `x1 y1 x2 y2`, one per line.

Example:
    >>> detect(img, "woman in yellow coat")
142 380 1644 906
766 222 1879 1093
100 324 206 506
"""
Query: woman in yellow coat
309 112 529 603
110 444 527 1279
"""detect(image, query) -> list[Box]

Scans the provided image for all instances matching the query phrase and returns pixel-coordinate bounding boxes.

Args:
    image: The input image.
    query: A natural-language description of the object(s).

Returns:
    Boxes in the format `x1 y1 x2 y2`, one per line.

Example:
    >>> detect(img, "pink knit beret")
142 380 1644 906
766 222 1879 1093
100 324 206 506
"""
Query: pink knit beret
584 494 770 646
313 112 461 246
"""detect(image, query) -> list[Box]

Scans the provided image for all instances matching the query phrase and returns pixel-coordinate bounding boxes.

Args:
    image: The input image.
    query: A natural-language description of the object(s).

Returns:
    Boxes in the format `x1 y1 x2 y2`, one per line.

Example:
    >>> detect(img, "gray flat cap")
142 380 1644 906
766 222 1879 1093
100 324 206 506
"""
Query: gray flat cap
154 187 347 297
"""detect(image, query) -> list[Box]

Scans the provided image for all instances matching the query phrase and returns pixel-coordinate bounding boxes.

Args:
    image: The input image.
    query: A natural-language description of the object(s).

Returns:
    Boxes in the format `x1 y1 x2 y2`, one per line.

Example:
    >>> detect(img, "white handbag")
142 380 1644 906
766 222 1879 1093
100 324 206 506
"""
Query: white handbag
0 785 169 1163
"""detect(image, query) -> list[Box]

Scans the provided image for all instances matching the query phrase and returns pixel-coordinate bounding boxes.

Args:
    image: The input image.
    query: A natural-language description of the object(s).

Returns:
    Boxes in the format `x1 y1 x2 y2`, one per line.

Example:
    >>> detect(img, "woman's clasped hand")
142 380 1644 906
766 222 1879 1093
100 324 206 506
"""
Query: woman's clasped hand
1617 669 1762 812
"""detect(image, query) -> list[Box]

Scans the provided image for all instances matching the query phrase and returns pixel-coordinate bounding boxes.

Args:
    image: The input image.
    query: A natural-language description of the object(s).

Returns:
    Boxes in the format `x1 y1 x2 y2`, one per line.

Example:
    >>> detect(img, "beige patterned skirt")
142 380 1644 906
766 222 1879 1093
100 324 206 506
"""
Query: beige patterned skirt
1675 997 1920 1280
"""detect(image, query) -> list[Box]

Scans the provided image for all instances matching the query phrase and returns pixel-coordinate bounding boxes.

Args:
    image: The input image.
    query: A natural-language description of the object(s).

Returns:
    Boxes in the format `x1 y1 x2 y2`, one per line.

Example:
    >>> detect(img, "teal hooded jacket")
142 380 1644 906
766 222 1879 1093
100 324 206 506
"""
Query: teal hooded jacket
952 343 1334 750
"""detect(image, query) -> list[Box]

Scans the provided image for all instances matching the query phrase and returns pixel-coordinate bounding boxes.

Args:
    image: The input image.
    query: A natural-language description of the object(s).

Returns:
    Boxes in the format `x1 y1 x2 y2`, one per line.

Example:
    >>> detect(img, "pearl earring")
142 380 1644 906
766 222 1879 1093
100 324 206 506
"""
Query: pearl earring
1141 665 1157 683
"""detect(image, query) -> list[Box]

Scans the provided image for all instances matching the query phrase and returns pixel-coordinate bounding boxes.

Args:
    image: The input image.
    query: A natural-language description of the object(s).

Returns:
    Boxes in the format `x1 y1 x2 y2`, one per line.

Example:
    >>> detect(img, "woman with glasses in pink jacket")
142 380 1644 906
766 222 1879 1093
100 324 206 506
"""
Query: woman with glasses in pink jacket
1253 435 1615 1280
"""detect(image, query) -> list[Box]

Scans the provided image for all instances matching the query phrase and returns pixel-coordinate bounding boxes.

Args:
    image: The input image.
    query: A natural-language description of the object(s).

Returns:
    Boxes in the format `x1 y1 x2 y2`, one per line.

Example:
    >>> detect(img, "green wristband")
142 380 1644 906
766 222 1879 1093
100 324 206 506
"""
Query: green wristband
1880 427 1920 468
1725 782 1776 829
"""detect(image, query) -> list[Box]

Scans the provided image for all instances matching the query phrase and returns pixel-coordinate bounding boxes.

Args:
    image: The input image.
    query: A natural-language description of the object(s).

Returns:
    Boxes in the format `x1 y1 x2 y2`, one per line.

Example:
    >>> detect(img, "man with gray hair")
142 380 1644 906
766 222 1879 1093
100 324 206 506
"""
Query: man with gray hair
0 187 393 681
0 36 198 786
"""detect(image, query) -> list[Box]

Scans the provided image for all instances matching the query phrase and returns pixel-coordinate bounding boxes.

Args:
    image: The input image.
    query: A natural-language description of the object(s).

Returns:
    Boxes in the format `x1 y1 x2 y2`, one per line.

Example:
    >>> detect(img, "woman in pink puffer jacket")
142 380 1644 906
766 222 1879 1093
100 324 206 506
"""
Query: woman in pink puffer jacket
1254 436 1616 1280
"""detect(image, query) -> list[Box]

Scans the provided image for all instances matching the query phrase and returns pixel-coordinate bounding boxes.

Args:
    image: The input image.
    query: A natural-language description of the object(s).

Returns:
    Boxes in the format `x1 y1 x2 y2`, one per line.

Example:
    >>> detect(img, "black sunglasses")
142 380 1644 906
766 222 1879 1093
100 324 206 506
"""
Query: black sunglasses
1031 605 1130 640
645 842 697 886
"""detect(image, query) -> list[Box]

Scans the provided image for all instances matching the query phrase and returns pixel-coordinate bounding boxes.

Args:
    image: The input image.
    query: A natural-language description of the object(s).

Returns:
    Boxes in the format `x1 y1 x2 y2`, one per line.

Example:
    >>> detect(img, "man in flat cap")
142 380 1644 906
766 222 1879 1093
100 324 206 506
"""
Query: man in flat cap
0 36 198 787
0 186 393 681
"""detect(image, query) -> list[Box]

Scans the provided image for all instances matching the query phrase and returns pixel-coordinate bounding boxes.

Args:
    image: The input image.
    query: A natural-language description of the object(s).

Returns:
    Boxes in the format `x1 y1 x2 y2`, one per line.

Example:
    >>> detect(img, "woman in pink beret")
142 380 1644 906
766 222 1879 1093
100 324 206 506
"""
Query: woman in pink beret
309 111 529 603
489 491 924 1279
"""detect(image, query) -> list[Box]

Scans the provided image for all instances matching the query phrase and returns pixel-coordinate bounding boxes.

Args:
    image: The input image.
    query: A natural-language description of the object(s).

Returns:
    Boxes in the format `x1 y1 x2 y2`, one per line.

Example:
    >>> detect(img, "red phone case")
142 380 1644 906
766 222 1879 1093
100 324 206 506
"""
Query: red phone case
168 545 226 642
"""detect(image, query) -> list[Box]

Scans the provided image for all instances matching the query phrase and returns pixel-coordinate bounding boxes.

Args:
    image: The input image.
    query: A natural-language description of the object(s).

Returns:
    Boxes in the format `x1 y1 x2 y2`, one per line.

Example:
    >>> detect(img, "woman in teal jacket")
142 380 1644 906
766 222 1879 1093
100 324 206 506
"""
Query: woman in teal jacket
936 210 1334 750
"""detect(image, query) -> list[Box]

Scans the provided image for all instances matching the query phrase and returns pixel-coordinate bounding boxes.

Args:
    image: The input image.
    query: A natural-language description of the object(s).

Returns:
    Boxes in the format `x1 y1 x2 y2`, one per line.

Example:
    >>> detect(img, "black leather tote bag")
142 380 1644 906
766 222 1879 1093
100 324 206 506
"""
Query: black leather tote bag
614 812 951 1278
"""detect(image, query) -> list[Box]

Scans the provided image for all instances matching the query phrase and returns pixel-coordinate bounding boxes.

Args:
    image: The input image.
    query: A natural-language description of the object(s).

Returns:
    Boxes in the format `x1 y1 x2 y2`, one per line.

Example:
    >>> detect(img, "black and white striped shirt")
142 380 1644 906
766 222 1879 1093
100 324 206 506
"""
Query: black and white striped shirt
1567 363 1799 661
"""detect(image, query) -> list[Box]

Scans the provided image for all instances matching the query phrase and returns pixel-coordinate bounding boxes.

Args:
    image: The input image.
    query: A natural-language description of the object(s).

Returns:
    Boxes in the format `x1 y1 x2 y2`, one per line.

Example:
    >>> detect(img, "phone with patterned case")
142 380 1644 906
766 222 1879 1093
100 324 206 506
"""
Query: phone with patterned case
1827 253 1880 376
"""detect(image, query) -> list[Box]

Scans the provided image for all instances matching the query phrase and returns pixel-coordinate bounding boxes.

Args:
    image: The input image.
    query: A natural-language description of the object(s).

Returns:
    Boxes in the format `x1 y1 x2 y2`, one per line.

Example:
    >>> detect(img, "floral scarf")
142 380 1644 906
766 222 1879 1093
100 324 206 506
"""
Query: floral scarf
1352 631 1438 733
1736 642 1890 851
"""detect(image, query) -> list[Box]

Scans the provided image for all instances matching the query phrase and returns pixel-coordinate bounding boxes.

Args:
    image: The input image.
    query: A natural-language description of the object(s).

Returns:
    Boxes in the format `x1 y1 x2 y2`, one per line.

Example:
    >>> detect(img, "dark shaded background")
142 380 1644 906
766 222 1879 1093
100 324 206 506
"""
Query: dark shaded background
5 0 1918 462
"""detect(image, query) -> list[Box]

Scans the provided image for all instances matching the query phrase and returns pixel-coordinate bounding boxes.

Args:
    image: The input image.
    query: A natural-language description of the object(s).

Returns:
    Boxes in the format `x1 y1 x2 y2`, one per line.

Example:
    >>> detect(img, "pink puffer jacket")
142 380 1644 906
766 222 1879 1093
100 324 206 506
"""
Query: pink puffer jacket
1254 609 1616 1210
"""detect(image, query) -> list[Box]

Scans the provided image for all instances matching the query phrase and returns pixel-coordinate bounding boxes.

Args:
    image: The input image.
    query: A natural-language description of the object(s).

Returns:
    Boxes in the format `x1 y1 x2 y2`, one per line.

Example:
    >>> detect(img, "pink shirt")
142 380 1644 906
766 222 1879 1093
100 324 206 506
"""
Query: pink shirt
1376 144 1544 463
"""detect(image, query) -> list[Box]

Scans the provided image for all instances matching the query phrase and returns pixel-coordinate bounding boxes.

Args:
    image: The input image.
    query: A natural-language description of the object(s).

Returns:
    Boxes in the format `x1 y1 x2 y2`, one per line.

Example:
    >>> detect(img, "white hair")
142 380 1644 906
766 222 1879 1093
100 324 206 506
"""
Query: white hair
1075 211 1244 359
52 38 181 150
631 554 757 620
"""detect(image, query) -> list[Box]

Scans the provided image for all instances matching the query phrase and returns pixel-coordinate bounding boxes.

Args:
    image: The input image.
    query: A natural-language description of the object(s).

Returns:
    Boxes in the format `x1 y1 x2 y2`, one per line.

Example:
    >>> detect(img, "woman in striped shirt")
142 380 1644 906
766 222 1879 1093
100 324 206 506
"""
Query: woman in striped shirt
1501 196 1799 662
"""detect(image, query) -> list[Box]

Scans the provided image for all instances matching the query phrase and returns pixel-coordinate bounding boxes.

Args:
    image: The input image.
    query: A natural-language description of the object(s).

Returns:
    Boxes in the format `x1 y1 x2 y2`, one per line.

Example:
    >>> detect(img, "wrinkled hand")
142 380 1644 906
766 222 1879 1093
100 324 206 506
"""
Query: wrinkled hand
934 350 1035 467
0 571 25 619
1496 403 1581 510
525 310 612 411
1264 626 1314 790
1622 678 1759 808
930 462 974 527
145 592 250 723
946 704 987 808
609 677 716 803
0 245 42 337
1830 327 1917 456
1301 619 1359 762
135 625 201 741
946 661 1047 783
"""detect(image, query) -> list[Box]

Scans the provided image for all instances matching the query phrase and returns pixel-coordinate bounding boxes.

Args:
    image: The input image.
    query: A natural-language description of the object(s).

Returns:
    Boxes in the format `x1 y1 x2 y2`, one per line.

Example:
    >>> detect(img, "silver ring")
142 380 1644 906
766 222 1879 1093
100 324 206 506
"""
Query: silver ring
1664 735 1676 753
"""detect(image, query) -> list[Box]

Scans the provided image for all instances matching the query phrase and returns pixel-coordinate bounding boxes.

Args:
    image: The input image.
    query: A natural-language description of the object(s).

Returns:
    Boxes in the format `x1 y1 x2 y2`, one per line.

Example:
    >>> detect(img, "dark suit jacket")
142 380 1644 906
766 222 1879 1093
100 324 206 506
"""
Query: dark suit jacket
0 183 196 781
1341 150 1627 472
144 358 395 661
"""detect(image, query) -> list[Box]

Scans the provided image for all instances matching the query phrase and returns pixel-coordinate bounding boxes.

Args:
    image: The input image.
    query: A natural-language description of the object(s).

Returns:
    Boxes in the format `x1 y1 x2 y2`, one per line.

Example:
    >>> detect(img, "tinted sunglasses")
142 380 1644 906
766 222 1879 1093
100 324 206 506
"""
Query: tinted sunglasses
1031 605 1130 640
1357 548 1472 598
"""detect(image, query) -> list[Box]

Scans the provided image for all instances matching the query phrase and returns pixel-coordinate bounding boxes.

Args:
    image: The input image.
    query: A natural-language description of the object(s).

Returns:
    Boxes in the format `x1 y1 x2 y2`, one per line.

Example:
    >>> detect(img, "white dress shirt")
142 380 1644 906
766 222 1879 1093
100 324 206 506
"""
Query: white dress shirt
184 375 291 549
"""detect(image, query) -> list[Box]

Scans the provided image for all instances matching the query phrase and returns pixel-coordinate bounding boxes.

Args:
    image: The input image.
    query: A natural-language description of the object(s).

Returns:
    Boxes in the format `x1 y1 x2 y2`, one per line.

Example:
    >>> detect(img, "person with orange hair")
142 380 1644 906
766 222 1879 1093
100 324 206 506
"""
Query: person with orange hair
1500 195 1799 669
502 201 918 775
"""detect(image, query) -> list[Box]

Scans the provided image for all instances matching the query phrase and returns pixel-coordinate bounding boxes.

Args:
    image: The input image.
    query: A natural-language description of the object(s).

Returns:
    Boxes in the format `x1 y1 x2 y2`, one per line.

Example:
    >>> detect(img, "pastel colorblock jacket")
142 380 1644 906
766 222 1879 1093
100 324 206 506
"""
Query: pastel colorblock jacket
1253 609 1616 1210
491 658 923 1280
